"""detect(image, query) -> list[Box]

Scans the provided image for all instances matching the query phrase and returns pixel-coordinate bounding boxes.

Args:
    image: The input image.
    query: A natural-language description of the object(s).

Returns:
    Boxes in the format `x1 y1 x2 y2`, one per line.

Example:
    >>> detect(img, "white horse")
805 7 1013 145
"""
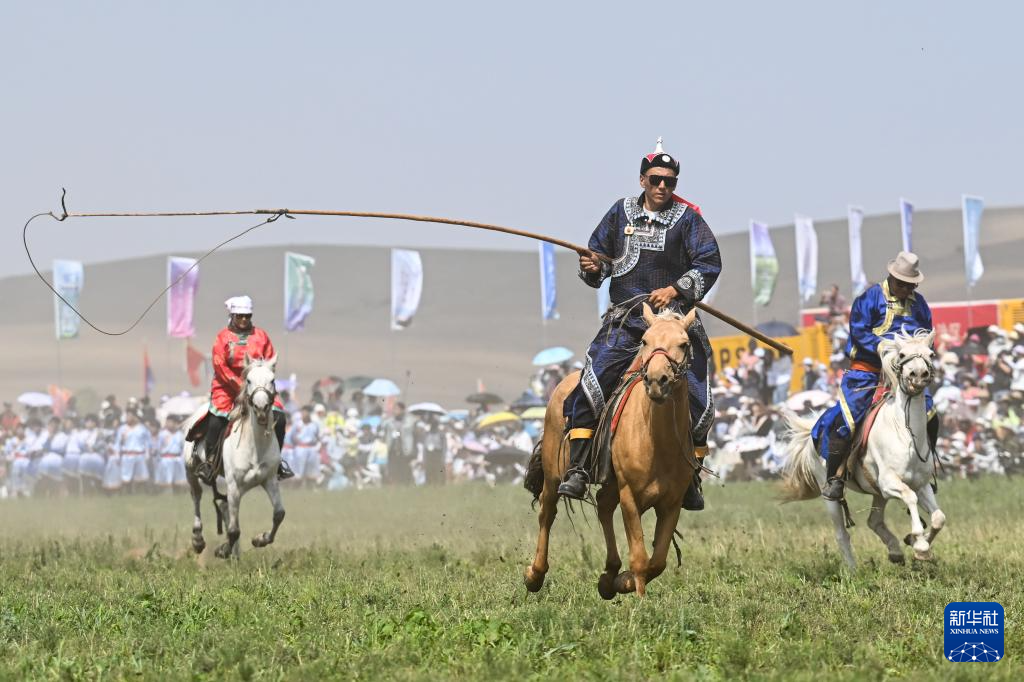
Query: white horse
182 356 286 559
782 330 945 568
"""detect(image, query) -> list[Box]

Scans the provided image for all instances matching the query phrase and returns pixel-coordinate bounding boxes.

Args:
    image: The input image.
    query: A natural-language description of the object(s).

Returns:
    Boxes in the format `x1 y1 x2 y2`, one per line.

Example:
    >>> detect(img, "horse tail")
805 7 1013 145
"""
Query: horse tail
523 438 545 507
780 411 824 502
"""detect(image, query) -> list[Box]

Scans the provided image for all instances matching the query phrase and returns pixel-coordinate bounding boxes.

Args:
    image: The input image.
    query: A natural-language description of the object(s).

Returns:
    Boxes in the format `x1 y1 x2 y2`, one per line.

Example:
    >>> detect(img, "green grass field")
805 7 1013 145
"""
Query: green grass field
0 477 1020 680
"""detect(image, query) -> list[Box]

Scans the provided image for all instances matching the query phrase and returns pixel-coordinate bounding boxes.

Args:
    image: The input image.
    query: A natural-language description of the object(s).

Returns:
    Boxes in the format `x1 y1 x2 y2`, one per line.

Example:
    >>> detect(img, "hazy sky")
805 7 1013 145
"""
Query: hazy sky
3 1 1022 278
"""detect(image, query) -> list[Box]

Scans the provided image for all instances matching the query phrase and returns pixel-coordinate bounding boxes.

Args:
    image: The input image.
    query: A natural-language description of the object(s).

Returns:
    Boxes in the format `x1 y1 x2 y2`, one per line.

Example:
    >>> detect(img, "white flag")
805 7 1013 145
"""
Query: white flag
847 206 867 296
390 249 423 330
794 214 818 303
53 260 84 340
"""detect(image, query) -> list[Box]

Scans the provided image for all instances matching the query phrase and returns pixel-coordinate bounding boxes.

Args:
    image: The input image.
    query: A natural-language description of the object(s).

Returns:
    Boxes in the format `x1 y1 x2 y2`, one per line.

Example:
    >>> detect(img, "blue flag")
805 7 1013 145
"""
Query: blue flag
284 252 316 332
962 195 985 288
900 198 914 252
538 242 558 321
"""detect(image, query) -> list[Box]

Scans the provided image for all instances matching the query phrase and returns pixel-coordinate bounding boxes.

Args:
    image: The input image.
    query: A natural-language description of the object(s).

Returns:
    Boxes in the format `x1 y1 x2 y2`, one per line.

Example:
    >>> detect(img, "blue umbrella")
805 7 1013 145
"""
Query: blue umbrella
360 416 382 428
532 346 574 367
362 378 401 397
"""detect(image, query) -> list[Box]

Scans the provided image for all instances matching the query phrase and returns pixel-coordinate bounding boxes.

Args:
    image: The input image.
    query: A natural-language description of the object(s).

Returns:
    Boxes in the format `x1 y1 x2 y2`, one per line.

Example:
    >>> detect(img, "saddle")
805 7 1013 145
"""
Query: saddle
184 412 232 484
840 384 890 479
586 361 647 487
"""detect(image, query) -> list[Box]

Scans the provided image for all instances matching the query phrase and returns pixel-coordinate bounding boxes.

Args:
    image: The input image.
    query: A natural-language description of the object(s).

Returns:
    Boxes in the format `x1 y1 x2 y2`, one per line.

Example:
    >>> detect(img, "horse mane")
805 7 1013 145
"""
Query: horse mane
879 327 933 390
228 362 259 423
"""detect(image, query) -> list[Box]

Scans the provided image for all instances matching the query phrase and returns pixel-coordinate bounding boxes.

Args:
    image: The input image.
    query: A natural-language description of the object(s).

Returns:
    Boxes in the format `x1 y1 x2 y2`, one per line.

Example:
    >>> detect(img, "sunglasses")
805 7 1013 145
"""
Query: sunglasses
645 174 678 189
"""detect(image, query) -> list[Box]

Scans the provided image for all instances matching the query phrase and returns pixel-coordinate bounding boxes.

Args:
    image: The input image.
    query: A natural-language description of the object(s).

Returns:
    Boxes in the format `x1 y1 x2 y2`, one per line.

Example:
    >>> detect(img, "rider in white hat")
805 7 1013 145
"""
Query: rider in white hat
811 251 938 501
196 296 293 481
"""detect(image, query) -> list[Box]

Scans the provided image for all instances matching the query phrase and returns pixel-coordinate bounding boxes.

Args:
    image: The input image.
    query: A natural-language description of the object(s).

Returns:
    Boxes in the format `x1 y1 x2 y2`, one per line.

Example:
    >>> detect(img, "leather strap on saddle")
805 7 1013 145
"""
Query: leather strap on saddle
568 428 594 441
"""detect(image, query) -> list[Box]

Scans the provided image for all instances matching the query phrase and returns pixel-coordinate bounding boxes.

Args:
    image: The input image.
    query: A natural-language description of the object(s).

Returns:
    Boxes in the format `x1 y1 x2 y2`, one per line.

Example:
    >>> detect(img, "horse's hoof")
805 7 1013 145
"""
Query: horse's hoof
523 566 546 593
903 534 913 547
888 552 905 565
191 536 206 554
214 543 233 559
252 533 271 548
597 573 616 600
913 549 934 562
613 571 636 594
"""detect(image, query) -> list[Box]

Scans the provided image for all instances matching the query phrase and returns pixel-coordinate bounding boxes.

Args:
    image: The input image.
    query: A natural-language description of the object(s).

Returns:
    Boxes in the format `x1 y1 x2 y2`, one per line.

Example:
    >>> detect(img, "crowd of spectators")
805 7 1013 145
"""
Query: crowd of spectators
4 313 1023 499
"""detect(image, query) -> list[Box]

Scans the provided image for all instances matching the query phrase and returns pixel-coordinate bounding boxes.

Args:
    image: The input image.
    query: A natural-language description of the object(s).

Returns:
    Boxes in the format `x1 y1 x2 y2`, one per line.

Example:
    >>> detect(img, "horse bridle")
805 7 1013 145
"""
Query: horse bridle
642 345 693 389
889 349 933 396
246 381 277 416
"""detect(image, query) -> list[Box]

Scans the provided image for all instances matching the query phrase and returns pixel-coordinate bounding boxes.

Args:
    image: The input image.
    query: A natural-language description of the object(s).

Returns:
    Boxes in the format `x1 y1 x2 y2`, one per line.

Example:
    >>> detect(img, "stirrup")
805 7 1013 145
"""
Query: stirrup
557 468 590 500
821 477 845 502
277 460 295 480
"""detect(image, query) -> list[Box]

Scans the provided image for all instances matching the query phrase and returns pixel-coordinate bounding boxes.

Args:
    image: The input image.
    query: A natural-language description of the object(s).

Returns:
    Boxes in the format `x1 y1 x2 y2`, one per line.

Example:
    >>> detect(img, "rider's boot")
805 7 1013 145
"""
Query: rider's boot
821 431 851 502
682 444 708 511
272 414 295 480
557 429 594 500
927 414 939 493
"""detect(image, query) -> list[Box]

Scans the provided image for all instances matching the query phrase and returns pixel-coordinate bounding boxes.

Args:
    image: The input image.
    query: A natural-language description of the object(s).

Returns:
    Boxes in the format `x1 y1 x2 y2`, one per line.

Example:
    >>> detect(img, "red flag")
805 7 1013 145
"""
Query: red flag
186 342 205 388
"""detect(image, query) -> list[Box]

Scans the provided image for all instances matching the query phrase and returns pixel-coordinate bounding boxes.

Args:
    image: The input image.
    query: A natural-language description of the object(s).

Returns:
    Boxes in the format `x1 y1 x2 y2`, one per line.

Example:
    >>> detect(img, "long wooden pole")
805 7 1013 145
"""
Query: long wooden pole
62 206 794 355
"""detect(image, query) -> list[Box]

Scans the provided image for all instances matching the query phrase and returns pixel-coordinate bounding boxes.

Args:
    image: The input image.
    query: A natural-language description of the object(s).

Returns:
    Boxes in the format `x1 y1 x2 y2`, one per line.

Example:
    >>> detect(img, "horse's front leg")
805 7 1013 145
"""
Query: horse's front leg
186 467 206 554
904 482 945 559
877 471 929 560
523 473 559 593
253 476 285 548
866 495 904 564
595 484 621 600
646 499 683 585
215 479 242 559
614 484 649 597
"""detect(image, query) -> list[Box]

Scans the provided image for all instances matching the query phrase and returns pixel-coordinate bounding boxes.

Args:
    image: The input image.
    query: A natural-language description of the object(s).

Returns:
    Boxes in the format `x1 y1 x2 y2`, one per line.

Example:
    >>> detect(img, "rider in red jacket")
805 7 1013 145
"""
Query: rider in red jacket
204 295 293 480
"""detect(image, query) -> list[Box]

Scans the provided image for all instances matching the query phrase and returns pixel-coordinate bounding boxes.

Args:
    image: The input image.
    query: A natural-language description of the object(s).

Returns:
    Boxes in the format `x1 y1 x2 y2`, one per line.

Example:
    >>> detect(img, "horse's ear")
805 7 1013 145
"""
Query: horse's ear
925 330 936 348
682 308 697 329
267 354 278 372
642 302 657 327
243 353 251 369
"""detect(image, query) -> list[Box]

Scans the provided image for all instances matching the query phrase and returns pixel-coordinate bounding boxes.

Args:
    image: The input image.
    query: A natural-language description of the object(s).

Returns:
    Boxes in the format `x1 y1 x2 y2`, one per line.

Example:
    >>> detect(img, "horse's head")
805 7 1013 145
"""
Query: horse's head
878 329 936 397
639 303 696 403
241 354 278 426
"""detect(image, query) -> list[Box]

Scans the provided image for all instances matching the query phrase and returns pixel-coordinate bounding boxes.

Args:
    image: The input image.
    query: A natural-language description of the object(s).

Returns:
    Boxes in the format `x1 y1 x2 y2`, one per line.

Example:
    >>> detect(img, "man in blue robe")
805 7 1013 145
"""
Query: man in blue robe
558 139 722 510
812 251 938 500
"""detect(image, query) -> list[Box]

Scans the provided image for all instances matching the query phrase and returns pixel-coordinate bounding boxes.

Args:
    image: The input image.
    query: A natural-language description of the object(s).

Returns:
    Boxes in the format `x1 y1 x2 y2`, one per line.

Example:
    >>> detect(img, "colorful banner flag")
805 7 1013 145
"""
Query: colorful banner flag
143 348 155 397
53 260 84 340
900 198 914 252
749 220 778 306
48 385 72 417
167 256 199 338
391 249 423 330
186 342 206 388
538 242 559 321
596 278 611 318
848 206 868 296
962 195 985 288
794 214 819 303
284 251 316 332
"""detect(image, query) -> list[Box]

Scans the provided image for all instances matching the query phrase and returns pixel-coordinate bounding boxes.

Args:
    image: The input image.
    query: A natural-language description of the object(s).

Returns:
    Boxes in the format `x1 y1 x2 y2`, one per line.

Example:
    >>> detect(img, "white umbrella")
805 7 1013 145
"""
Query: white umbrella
160 394 206 417
17 392 53 408
786 390 832 411
408 402 446 415
363 378 401 397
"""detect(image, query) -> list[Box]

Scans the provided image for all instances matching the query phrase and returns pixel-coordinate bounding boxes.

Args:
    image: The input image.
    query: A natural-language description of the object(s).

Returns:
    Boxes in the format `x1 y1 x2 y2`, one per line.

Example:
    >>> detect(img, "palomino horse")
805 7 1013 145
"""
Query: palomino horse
524 304 700 598
183 356 286 559
782 330 944 568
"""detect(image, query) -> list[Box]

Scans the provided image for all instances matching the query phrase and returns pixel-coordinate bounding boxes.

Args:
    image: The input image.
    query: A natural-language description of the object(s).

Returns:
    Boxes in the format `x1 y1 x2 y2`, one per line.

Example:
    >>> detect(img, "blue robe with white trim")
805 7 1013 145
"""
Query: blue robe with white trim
812 280 935 454
564 194 722 443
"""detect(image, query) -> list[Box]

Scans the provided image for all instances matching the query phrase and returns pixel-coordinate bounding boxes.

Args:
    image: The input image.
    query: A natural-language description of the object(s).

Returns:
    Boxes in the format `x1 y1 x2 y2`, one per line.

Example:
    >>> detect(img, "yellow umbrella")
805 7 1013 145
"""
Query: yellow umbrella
520 406 546 420
477 411 522 429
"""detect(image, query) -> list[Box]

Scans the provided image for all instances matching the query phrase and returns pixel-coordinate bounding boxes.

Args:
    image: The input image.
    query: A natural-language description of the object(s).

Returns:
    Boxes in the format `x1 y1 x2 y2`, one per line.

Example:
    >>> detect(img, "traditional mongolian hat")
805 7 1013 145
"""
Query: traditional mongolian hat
640 137 680 175
886 251 924 284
